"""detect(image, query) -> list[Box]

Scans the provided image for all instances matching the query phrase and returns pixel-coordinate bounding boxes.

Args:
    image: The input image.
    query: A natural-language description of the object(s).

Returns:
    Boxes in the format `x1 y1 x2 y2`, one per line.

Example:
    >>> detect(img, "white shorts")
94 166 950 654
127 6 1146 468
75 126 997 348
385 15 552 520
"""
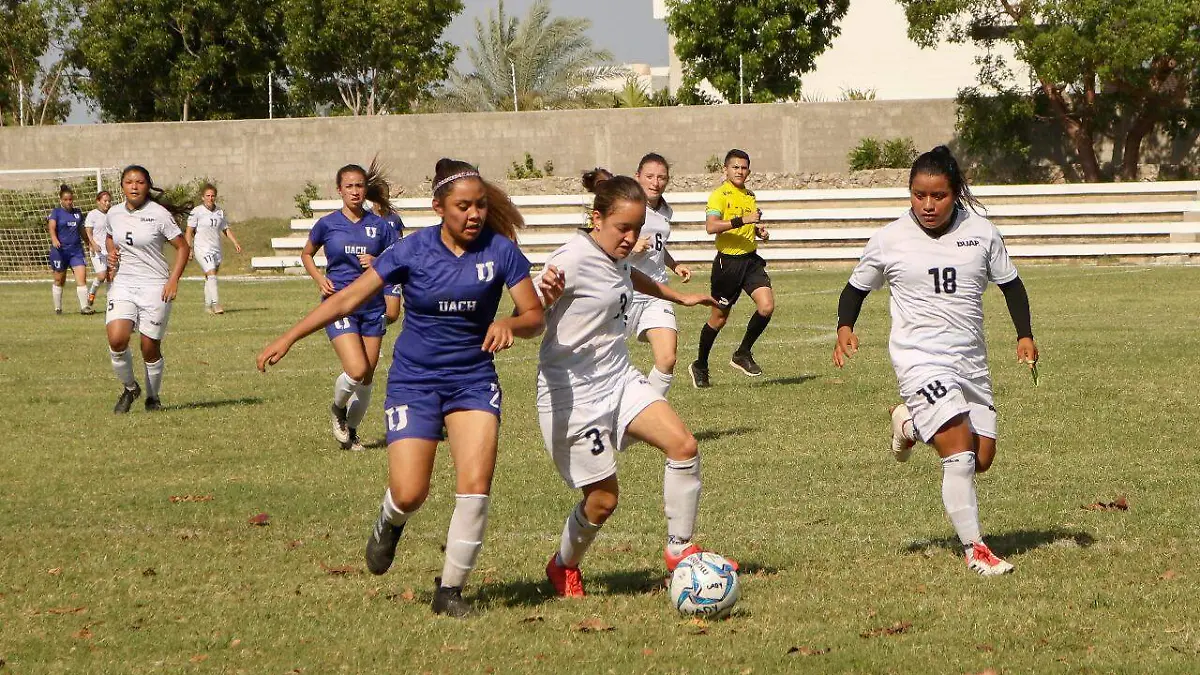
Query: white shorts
624 296 677 341
197 249 222 274
106 284 172 341
539 367 665 489
900 370 996 443
91 252 108 275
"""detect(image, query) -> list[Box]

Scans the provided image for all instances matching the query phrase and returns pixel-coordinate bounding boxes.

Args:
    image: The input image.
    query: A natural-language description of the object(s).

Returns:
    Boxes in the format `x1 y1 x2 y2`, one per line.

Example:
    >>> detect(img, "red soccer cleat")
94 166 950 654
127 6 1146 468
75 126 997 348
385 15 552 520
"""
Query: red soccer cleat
664 544 739 573
546 554 585 598
966 541 1014 576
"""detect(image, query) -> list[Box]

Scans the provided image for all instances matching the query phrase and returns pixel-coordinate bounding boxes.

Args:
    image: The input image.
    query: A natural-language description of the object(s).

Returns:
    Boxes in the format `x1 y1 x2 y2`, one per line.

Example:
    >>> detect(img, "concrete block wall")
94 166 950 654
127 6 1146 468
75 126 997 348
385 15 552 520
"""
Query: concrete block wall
0 100 958 219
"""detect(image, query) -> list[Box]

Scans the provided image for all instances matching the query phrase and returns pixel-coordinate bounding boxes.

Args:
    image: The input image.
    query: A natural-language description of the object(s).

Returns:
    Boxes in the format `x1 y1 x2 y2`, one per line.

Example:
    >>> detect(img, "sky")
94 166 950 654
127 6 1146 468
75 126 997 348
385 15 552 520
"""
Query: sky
66 0 669 124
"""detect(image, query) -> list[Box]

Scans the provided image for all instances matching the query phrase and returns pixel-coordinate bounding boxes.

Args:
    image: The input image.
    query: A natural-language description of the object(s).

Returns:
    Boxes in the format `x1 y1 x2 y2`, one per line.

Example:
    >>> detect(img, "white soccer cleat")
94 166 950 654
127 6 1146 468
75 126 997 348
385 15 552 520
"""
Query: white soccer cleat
966 542 1014 576
889 403 916 462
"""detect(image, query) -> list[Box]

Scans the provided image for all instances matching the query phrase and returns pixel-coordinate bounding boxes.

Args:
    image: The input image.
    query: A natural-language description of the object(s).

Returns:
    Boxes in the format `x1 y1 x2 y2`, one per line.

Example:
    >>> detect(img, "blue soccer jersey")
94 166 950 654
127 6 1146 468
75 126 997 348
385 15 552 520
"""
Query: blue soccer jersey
308 209 397 314
49 207 83 250
383 212 405 237
372 225 531 387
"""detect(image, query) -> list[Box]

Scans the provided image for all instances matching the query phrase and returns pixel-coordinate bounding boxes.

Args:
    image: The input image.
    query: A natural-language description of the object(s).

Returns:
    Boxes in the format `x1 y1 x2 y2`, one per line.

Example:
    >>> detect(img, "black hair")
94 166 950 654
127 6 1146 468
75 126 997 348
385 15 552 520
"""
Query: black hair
636 153 670 174
336 164 367 188
591 175 646 219
59 184 74 196
363 156 393 216
120 165 192 219
724 149 750 167
582 167 614 194
909 145 984 214
432 158 523 242
96 190 111 201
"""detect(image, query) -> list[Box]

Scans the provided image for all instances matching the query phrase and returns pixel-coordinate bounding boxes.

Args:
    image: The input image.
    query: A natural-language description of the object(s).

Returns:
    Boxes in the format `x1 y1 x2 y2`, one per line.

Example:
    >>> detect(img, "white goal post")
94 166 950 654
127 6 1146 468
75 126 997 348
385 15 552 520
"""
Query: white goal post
0 167 120 277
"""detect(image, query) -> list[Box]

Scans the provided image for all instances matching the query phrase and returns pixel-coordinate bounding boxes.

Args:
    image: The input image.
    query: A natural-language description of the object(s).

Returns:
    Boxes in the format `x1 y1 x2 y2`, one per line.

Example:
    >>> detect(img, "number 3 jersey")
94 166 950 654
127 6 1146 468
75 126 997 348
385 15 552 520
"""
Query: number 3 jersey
849 208 1018 382
371 225 531 387
537 232 636 410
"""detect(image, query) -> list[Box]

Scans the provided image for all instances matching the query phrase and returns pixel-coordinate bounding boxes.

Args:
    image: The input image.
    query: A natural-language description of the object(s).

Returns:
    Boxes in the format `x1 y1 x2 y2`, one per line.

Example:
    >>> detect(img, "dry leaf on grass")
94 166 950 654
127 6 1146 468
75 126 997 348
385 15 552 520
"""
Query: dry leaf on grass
970 670 998 675
72 626 93 639
520 615 544 624
190 654 208 664
248 513 270 526
47 567 63 576
285 540 303 550
573 618 615 633
47 606 87 615
142 568 157 577
1081 496 1129 511
642 648 654 656
319 562 360 576
169 495 213 503
860 621 912 638
1160 569 1179 581
229 639 242 648
976 644 994 652
786 646 829 656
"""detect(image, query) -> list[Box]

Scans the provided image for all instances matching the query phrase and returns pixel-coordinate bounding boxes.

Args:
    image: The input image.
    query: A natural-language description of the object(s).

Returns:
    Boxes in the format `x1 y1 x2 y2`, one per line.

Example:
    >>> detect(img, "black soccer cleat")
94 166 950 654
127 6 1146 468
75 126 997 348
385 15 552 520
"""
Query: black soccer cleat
54 308 63 315
144 397 162 412
688 360 711 389
730 351 763 377
342 428 365 452
431 585 473 618
80 306 96 315
113 382 142 414
365 507 405 575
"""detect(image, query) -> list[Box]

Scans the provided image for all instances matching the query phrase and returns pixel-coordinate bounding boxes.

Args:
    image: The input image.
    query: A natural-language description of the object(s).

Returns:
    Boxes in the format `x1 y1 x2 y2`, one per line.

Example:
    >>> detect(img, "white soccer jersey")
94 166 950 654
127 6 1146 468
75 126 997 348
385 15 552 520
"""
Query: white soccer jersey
107 201 183 287
84 209 108 255
628 199 673 288
188 205 228 255
536 232 636 410
849 208 1018 382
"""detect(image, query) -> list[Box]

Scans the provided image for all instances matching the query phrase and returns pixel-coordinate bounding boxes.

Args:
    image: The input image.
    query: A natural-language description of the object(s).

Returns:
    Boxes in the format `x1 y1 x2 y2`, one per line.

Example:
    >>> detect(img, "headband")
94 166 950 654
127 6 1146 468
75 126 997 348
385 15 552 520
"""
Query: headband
432 171 481 194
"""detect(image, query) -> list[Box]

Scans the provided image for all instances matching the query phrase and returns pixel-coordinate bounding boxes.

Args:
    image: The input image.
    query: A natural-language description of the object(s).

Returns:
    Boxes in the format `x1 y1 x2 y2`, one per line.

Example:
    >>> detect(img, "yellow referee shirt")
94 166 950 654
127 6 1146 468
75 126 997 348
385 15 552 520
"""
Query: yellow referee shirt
706 181 758 255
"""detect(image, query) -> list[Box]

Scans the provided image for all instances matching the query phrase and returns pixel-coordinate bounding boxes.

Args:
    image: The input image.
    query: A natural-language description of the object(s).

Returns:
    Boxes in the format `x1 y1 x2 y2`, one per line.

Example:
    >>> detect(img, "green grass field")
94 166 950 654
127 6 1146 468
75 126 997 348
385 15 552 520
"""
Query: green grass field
2 266 1198 673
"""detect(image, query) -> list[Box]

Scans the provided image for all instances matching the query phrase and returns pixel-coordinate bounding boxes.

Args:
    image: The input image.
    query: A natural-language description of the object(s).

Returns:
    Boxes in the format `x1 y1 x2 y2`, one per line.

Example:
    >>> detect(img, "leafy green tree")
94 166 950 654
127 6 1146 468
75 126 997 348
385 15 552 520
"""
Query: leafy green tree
901 0 1200 181
280 0 461 116
0 0 71 126
68 0 283 122
613 74 651 108
435 0 616 112
664 0 849 103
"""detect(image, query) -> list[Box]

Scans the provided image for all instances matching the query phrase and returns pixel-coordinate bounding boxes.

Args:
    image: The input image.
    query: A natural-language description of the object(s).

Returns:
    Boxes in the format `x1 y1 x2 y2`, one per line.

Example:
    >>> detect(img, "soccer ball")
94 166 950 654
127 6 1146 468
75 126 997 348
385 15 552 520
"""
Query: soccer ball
669 552 739 619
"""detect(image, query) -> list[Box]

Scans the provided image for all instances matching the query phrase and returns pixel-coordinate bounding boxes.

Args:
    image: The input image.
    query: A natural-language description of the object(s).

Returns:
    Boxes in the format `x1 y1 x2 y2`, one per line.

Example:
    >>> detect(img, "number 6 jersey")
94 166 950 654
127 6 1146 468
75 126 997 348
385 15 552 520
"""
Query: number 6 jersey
537 232 636 410
848 208 1018 382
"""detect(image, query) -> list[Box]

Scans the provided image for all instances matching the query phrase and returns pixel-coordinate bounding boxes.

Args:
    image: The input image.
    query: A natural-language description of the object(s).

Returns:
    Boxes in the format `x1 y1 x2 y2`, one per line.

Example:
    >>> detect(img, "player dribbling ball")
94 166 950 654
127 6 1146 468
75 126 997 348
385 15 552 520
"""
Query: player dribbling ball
833 145 1039 576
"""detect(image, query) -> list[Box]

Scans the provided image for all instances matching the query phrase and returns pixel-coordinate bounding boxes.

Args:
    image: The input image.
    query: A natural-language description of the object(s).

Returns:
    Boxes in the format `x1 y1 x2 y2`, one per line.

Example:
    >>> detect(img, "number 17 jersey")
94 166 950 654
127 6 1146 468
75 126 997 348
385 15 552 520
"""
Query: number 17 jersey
848 208 1018 382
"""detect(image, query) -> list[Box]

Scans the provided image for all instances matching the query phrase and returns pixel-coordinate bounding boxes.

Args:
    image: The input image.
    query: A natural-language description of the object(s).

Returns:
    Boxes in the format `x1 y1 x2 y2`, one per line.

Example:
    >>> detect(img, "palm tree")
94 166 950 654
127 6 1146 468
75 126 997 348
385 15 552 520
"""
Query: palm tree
434 0 617 112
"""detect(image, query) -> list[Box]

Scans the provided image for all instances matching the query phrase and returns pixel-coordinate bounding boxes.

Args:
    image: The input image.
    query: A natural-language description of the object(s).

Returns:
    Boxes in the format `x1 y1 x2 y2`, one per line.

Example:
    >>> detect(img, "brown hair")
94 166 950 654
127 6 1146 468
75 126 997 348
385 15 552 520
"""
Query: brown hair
432 158 523 242
581 167 614 193
591 175 646 218
636 153 670 174
120 165 192 220
364 156 394 216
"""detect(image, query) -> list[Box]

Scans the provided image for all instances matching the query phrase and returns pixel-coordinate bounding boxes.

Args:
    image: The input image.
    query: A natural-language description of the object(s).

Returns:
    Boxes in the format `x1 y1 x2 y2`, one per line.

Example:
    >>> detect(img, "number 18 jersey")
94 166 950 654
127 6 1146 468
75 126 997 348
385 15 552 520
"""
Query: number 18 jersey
848 208 1018 382
537 232 635 410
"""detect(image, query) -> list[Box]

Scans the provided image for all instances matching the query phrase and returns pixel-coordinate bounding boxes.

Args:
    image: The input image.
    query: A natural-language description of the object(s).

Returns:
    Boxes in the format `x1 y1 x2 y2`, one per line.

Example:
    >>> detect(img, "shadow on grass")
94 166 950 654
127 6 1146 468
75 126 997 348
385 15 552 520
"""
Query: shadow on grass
694 426 755 442
475 568 669 608
903 528 1096 557
161 397 264 411
756 374 819 386
216 307 269 314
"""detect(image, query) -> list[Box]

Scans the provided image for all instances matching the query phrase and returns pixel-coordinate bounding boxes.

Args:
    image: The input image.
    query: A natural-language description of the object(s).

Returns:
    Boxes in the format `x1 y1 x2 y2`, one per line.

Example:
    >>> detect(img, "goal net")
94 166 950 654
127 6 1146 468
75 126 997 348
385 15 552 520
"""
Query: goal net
0 168 120 278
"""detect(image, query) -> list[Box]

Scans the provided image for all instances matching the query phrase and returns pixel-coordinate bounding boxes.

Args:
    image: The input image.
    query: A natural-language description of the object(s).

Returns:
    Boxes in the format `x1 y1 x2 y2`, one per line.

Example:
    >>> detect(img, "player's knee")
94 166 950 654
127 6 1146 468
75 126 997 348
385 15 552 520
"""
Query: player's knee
709 315 727 330
141 340 162 362
587 490 619 521
344 363 369 382
655 353 677 374
390 488 428 514
757 300 774 317
359 369 374 386
666 432 699 462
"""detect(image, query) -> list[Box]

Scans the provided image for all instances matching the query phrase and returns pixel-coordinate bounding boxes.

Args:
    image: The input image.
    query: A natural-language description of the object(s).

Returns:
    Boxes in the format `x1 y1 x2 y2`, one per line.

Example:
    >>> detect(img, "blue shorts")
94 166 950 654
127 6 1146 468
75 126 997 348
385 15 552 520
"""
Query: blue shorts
385 283 402 298
383 382 501 443
325 309 387 339
50 246 86 271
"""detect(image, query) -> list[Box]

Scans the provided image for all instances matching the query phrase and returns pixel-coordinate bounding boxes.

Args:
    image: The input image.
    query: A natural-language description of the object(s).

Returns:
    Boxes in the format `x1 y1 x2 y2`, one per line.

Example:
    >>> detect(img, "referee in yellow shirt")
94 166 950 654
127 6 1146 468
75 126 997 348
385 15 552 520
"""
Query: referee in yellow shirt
689 149 774 388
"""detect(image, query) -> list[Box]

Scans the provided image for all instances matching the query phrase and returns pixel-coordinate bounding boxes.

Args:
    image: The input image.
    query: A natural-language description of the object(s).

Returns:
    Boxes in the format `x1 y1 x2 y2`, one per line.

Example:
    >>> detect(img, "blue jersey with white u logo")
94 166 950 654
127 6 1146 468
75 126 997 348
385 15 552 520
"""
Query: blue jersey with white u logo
372 224 531 386
308 209 397 315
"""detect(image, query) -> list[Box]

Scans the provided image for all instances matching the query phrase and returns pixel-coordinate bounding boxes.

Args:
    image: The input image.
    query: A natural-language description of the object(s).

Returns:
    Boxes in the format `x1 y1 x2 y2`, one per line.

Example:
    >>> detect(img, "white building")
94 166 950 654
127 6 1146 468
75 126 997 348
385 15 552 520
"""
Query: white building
652 0 1027 100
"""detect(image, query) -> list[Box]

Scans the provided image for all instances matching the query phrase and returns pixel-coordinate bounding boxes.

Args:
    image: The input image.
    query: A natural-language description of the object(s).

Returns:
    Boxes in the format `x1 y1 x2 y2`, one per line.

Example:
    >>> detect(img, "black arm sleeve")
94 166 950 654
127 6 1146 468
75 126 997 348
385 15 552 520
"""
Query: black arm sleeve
998 276 1034 340
837 283 870 329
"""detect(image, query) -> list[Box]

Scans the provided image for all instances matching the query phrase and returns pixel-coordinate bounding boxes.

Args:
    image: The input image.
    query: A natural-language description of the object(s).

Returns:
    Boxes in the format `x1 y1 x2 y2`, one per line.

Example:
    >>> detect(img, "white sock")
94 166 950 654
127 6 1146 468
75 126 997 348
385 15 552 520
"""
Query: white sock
648 367 674 397
144 358 165 400
382 488 414 526
346 381 374 429
441 494 490 588
664 456 702 555
75 285 89 309
52 284 63 311
941 452 981 547
332 372 359 408
109 349 137 388
204 276 218 306
558 502 602 568
88 278 102 295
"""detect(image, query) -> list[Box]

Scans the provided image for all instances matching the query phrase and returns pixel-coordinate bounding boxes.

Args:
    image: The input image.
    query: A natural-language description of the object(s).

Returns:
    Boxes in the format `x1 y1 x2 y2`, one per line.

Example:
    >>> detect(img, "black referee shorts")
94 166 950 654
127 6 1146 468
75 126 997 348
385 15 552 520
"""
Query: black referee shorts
710 251 771 311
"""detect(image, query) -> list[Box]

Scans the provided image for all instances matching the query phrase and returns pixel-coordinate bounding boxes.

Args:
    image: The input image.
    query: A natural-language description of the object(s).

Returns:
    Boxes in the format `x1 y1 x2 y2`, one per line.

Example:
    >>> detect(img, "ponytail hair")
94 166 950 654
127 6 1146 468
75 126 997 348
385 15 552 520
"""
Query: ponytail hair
432 158 523 242
637 153 670 175
363 156 394 216
120 165 193 220
909 145 984 214
582 167 614 194
59 184 74 197
591 175 646 219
